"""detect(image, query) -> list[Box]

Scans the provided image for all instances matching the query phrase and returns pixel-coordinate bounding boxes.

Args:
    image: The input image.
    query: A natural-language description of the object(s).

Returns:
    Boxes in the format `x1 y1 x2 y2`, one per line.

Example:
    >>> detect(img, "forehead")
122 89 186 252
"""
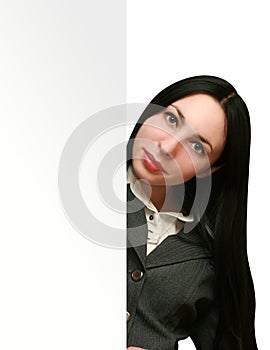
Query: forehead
170 93 227 150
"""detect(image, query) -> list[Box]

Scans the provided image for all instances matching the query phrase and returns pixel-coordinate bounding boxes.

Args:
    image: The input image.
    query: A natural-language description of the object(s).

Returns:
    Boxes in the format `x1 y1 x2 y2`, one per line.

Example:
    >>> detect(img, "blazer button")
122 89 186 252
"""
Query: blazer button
131 269 144 282
126 311 131 322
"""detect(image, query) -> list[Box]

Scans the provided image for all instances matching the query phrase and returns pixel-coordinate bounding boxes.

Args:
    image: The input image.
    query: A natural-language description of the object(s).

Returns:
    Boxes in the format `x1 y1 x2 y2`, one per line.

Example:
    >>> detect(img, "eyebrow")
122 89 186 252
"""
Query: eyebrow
170 104 213 152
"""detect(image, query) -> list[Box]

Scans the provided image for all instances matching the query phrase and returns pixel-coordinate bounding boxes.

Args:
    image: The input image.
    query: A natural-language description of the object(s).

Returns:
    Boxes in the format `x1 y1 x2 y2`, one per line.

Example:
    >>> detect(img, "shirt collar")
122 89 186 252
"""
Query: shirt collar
127 166 194 223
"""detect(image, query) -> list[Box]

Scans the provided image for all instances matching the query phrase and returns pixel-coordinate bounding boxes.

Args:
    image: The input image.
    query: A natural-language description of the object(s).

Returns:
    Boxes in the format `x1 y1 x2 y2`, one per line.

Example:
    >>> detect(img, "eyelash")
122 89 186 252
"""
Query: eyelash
190 141 206 156
164 111 179 127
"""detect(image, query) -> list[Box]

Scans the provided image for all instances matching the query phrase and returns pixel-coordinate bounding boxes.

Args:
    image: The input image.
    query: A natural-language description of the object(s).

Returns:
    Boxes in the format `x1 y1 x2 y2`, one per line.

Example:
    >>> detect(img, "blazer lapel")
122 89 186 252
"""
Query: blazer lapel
146 228 212 268
127 184 147 267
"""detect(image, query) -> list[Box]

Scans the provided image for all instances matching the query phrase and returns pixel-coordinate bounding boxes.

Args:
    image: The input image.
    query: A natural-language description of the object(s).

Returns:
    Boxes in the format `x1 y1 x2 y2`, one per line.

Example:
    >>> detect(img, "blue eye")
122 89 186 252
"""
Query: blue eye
191 141 205 155
164 112 178 127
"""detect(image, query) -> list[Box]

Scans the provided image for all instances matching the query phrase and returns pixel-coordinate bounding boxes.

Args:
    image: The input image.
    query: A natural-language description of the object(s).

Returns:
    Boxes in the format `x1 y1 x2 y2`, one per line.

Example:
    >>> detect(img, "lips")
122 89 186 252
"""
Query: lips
143 149 166 174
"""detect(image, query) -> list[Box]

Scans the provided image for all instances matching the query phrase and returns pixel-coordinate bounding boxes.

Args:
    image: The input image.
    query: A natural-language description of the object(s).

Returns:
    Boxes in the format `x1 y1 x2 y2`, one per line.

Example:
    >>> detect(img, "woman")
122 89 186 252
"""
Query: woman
126 76 258 349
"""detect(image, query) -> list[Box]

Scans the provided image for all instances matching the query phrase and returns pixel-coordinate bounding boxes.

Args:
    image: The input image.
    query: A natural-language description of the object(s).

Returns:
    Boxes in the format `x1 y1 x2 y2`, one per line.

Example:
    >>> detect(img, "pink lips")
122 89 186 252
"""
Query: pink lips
143 149 166 174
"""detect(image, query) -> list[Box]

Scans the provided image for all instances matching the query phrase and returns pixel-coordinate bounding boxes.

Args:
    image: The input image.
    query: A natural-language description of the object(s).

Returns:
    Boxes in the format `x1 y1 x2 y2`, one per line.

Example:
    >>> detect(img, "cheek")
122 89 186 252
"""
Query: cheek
173 151 210 183
173 153 196 182
136 124 167 142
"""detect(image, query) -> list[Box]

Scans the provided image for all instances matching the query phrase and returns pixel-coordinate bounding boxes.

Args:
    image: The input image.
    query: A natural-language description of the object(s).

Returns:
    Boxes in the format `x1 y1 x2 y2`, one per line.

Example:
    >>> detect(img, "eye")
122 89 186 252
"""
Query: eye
164 112 179 127
190 141 206 156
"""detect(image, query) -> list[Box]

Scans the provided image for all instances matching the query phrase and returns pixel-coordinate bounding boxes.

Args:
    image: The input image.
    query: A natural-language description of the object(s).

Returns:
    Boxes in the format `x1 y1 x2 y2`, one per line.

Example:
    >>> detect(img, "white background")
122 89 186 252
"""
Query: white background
0 1 268 349
0 1 126 349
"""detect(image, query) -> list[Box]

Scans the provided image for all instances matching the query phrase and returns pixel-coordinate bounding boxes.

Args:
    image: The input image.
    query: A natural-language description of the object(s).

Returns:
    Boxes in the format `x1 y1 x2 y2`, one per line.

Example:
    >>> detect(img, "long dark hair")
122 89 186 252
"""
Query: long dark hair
127 75 257 349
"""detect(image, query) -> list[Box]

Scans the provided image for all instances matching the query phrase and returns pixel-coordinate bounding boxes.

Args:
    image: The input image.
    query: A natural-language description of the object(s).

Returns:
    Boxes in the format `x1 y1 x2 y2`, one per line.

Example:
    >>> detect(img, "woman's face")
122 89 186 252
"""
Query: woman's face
132 93 227 186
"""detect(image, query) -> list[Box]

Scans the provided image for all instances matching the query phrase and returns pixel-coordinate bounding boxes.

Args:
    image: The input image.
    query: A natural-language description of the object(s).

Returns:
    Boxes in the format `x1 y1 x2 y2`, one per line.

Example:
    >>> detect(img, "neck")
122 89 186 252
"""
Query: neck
150 185 167 212
139 181 176 212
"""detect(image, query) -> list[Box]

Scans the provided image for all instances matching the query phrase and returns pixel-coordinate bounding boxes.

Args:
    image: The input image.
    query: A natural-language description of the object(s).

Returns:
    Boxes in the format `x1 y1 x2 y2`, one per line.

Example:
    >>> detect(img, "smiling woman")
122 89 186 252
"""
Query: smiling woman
126 76 258 350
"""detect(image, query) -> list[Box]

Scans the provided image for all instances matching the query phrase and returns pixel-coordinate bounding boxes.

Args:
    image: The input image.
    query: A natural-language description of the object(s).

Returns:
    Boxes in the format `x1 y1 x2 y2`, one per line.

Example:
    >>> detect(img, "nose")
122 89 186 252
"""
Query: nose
158 136 180 158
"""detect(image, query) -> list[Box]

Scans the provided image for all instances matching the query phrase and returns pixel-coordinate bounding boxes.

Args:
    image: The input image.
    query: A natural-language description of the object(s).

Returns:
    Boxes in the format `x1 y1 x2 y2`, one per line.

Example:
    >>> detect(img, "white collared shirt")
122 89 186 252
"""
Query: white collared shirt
127 166 194 255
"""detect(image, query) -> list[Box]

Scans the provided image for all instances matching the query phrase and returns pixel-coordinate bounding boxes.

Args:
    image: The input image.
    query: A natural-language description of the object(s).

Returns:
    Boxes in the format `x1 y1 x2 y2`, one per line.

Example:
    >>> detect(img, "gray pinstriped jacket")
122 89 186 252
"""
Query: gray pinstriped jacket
127 184 218 350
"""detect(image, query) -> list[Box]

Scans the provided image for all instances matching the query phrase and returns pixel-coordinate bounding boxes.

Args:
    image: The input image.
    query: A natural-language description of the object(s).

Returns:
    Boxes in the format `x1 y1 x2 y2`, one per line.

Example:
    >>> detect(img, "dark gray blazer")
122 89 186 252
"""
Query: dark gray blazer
127 184 218 350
